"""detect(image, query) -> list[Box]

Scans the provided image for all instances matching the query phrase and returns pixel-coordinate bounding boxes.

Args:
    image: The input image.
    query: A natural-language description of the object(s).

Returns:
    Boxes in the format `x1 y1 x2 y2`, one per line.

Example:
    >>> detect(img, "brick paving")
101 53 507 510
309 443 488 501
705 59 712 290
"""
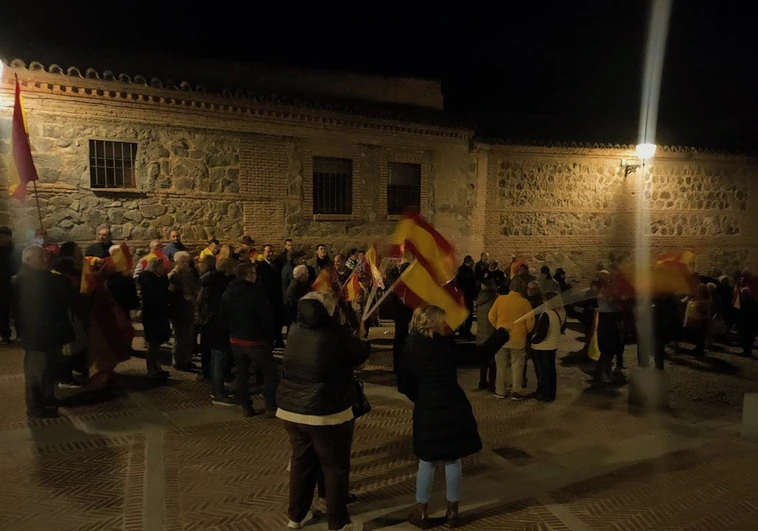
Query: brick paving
0 322 757 530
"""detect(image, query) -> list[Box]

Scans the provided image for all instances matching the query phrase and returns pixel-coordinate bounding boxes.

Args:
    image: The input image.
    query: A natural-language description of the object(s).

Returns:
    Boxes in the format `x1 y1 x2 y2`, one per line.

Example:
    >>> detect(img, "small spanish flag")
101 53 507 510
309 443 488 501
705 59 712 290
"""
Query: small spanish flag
364 245 384 289
343 272 361 302
81 256 101 294
108 242 133 273
311 268 335 293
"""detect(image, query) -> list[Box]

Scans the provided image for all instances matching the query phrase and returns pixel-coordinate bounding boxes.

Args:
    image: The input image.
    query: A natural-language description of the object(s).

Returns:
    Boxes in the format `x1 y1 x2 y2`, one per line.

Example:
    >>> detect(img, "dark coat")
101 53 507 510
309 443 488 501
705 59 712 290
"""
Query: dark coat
456 264 478 301
255 259 282 308
108 273 140 313
85 241 112 259
163 241 188 263
285 279 310 323
277 298 370 416
138 271 172 344
219 279 275 343
16 266 74 351
197 271 232 350
399 333 482 462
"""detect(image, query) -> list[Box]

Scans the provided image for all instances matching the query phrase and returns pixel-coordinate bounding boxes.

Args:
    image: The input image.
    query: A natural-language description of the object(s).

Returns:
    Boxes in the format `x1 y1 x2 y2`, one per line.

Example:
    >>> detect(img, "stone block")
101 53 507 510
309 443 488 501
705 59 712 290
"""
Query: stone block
628 367 670 409
741 393 758 442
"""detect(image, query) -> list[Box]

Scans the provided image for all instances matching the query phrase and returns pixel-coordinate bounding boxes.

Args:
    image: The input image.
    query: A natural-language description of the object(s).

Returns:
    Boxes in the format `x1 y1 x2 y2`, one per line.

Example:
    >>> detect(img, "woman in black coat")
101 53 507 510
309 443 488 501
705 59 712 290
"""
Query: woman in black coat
399 305 482 529
137 258 171 381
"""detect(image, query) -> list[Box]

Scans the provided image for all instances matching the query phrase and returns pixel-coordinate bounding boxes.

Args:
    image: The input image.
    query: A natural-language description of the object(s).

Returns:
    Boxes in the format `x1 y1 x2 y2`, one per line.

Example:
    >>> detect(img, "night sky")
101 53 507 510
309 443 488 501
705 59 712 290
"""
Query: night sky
1 1 755 150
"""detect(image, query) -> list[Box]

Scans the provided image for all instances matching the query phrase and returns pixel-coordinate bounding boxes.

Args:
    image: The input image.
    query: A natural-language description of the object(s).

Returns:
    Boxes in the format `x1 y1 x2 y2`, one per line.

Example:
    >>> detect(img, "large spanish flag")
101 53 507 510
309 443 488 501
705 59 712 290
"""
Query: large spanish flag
393 260 469 329
8 76 40 200
342 271 361 302
388 212 456 284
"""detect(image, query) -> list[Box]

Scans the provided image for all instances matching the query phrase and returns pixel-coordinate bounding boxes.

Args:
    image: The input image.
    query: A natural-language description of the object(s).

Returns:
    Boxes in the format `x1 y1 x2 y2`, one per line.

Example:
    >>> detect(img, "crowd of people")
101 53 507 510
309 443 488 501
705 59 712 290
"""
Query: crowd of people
3 222 757 530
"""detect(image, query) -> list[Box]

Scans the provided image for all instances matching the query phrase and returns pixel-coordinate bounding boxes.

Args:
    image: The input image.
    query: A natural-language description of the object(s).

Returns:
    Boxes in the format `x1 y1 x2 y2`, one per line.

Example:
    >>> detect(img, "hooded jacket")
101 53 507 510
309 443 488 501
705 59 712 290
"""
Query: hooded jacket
277 298 370 416
219 278 275 343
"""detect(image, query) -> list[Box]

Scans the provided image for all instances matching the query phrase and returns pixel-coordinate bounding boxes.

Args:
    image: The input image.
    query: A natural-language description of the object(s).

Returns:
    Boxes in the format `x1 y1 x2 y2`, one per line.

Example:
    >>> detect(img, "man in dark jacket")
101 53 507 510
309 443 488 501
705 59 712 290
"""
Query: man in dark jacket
84 225 113 259
275 238 293 271
163 229 188 263
276 292 370 531
196 258 234 396
257 244 285 349
281 251 307 301
220 262 277 417
456 256 478 339
16 245 74 418
0 226 20 343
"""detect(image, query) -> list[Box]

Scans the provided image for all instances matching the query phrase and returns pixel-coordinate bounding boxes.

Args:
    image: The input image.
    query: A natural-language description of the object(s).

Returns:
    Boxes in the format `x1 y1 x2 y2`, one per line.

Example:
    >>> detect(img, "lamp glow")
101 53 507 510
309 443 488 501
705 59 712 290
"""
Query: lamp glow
635 143 657 160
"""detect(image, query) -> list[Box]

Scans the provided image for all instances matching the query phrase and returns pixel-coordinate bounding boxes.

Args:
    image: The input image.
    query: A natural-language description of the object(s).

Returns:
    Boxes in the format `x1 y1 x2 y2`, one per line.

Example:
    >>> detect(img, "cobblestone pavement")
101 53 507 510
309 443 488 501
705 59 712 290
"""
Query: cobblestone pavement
1 321 757 531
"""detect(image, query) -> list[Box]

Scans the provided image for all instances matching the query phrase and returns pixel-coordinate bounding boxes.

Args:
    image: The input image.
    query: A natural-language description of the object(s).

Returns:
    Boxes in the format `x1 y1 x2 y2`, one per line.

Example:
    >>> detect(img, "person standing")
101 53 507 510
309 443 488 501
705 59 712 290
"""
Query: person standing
537 266 561 295
475 264 499 390
277 292 370 531
220 262 278 417
455 256 478 339
257 244 286 349
488 278 535 400
530 292 565 401
163 229 188 263
333 254 351 285
17 245 74 418
85 225 113 259
399 305 482 529
593 278 626 382
195 258 235 404
137 258 171 381
199 239 220 261
276 238 294 270
384 263 413 380
285 265 311 325
0 226 21 343
308 243 332 276
168 251 198 371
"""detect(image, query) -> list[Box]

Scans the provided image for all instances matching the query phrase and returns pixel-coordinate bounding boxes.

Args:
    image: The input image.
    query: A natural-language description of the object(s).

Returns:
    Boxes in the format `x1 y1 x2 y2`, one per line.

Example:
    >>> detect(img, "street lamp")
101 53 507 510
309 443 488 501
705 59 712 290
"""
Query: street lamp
635 143 657 161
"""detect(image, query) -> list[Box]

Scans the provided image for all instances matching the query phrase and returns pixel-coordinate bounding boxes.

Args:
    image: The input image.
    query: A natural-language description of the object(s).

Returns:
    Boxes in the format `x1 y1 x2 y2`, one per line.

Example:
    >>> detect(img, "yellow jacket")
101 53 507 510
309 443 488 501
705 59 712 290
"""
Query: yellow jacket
488 291 535 349
199 247 215 260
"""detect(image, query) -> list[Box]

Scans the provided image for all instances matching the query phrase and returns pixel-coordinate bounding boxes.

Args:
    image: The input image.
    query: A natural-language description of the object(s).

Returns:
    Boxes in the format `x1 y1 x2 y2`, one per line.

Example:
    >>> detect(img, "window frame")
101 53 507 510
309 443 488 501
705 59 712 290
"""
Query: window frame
88 139 139 191
312 156 354 216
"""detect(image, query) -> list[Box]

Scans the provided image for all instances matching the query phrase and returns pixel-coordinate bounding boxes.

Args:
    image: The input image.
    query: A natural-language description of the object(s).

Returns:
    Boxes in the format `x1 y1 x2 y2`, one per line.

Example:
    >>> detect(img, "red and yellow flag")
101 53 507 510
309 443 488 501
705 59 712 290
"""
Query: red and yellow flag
364 245 384 289
8 76 40 200
388 212 456 284
342 272 361 302
393 260 469 329
311 267 335 293
106 242 133 273
140 249 170 271
80 256 101 294
510 257 527 278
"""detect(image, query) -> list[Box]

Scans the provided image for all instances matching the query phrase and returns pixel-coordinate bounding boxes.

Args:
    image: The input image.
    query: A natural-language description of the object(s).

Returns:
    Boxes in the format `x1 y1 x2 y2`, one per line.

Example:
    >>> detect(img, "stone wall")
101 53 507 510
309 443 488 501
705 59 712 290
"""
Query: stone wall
0 116 244 246
483 147 758 282
1 68 757 278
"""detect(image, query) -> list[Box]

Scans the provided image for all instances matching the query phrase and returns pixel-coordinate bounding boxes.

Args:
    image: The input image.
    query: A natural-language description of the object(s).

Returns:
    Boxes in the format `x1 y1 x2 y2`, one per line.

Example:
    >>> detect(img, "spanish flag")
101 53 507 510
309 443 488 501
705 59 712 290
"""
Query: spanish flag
510 257 527 279
364 245 384 289
139 249 170 272
393 260 469 329
388 212 456 284
311 267 335 293
81 256 101 294
107 242 133 273
8 76 40 200
343 271 361 302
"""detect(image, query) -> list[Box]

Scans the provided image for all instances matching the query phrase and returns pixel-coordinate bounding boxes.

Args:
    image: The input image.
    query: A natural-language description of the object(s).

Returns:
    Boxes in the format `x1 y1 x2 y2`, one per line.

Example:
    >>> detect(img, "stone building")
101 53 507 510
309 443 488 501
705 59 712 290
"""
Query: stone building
0 58 757 282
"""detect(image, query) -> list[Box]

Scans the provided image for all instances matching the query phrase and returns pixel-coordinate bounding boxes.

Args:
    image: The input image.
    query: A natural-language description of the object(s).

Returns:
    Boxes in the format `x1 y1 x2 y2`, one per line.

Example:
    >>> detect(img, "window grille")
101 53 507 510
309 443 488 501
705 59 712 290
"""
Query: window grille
313 157 353 215
388 162 421 214
89 140 137 189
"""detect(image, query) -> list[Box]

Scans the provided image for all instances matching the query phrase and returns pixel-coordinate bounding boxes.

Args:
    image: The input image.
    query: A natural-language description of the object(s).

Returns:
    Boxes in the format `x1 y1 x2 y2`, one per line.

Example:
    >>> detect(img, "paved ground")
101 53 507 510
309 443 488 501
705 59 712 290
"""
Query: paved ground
1 320 757 531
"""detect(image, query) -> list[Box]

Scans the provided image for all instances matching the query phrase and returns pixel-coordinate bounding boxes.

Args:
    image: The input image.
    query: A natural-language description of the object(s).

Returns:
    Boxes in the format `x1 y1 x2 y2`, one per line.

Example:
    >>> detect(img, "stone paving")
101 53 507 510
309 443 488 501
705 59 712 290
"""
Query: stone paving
1 321 757 531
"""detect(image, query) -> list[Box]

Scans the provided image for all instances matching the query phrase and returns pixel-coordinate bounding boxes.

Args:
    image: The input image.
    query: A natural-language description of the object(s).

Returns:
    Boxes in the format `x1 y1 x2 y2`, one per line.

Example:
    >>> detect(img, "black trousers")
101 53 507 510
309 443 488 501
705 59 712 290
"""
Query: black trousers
24 349 59 416
460 298 474 335
284 421 354 530
231 343 278 411
532 349 557 400
199 324 213 379
0 292 12 341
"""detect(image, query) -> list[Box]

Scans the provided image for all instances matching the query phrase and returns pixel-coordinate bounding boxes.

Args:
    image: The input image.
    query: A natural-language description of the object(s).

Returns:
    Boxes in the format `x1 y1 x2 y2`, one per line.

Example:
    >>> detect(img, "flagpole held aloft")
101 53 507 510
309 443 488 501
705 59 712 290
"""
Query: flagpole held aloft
31 180 44 236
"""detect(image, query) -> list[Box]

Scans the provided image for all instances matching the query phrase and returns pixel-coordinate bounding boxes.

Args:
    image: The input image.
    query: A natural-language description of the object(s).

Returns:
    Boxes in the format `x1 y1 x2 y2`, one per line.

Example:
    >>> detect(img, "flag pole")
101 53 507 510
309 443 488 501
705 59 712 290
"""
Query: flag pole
361 282 379 322
361 261 415 321
31 176 44 237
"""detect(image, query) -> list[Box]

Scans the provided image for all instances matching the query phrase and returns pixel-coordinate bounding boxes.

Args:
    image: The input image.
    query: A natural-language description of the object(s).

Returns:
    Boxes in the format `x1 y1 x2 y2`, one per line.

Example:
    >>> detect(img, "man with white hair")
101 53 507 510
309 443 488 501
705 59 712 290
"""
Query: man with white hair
285 264 311 324
168 250 198 371
16 245 74 418
133 240 167 279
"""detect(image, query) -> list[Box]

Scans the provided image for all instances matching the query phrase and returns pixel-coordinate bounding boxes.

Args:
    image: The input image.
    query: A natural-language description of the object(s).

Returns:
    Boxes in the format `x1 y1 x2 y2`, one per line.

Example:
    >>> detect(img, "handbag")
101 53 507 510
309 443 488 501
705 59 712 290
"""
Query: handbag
63 310 88 357
352 374 372 419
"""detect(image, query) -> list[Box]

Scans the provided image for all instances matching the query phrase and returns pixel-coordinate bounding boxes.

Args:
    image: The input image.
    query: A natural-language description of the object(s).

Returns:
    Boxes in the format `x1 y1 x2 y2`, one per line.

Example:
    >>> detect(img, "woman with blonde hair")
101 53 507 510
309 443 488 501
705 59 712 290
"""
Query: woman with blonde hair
400 305 482 528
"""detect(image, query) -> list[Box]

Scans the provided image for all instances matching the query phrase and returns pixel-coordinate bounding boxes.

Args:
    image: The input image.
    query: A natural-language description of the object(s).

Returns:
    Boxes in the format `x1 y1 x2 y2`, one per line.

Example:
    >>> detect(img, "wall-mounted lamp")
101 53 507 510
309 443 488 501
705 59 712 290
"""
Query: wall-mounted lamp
621 143 657 177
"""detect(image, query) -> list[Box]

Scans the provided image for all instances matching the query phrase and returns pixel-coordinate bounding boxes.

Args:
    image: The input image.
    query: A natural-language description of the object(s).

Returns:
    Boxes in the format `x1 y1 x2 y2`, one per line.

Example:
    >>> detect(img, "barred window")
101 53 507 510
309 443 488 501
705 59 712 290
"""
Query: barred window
313 157 353 215
89 140 137 189
388 162 421 215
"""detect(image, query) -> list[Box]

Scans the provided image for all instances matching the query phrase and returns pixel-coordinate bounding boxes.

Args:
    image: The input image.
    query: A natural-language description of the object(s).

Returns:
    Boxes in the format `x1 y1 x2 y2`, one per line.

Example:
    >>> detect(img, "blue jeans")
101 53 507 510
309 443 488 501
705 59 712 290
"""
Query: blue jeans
211 349 230 398
416 459 462 504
